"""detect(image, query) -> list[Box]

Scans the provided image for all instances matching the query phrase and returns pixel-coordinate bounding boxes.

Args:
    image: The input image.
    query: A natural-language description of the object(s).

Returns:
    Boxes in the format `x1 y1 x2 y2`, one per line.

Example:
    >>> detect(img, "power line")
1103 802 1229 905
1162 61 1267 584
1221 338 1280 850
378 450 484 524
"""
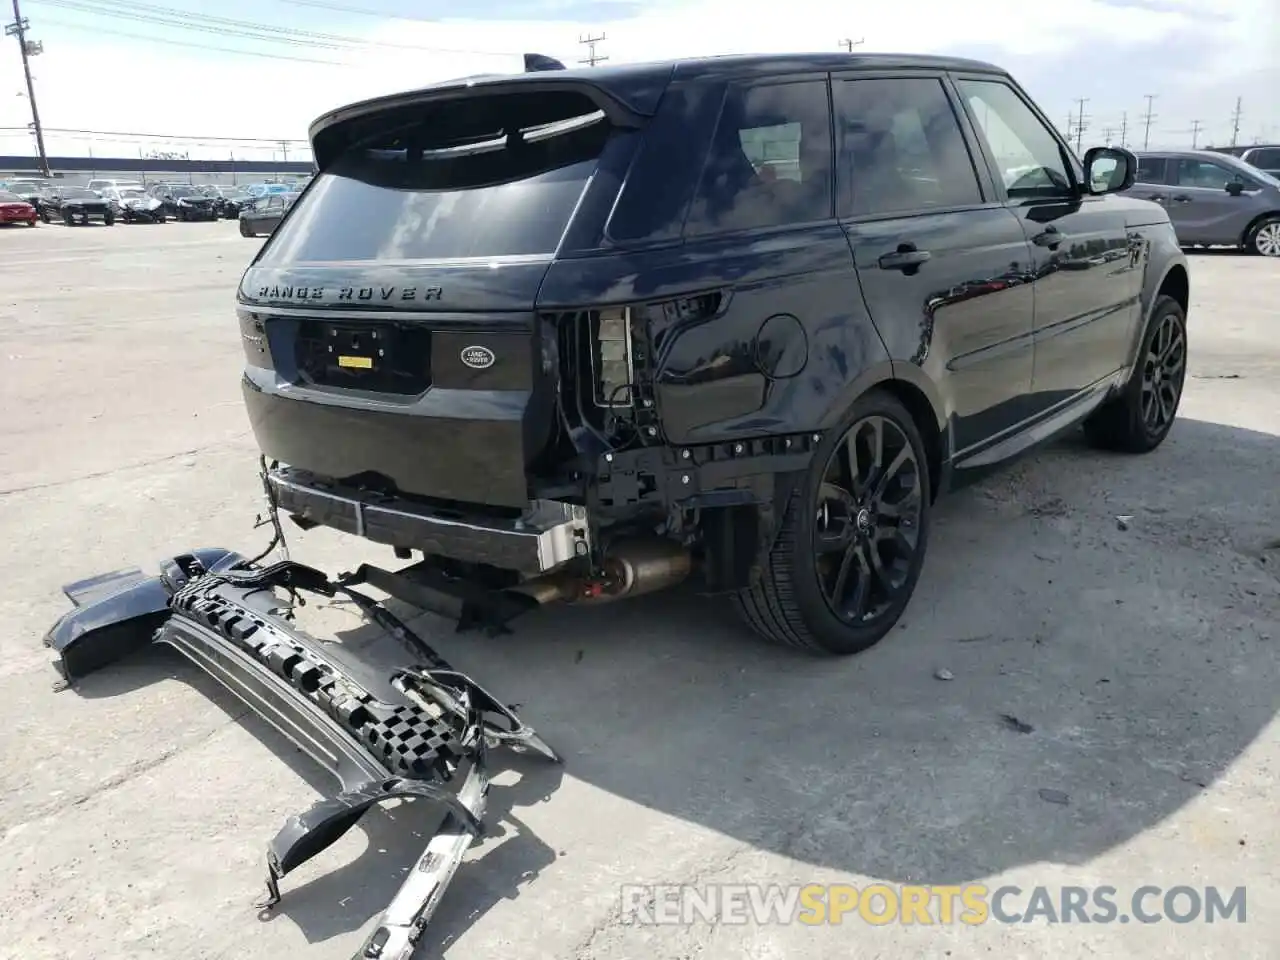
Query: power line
1141 94 1157 150
1229 96 1242 147
0 125 309 142
273 0 437 20
5 0 50 175
37 16 344 63
29 0 537 56
578 31 607 67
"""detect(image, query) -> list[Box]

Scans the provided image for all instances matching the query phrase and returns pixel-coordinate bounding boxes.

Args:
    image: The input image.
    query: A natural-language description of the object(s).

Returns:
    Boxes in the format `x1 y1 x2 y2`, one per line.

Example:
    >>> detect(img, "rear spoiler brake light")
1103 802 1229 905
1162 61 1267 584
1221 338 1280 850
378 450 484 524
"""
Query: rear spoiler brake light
524 53 566 72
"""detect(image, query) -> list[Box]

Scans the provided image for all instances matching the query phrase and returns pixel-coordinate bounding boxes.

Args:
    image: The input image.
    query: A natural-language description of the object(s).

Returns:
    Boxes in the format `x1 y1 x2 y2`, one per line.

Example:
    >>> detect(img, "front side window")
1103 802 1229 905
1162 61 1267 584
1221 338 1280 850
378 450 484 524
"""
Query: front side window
1136 156 1168 183
685 79 833 236
1174 159 1234 189
956 79 1074 200
835 77 983 217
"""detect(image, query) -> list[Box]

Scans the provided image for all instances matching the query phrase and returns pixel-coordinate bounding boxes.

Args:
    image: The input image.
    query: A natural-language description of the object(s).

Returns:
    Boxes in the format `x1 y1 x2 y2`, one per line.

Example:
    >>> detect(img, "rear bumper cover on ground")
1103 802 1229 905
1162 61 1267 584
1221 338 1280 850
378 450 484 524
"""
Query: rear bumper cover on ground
44 550 560 960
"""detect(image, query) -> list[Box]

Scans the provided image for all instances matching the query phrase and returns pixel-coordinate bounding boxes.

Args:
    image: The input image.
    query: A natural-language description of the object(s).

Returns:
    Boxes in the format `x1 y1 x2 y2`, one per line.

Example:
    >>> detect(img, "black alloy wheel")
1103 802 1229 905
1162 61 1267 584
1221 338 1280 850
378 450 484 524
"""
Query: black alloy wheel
813 415 925 625
734 389 932 655
1140 310 1185 435
1083 294 1187 453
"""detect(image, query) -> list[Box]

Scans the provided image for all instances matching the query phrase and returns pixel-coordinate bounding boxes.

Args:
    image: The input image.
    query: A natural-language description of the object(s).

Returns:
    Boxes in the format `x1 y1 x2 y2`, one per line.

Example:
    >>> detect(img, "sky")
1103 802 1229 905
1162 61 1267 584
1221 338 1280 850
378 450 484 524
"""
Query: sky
0 0 1276 161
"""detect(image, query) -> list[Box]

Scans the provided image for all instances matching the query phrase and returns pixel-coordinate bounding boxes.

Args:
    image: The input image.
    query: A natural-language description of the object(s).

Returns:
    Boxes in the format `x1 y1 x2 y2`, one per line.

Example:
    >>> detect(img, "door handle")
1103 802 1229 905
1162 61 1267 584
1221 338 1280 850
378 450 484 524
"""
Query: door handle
1149 194 1167 203
1171 194 1193 203
1032 225 1063 249
878 245 931 271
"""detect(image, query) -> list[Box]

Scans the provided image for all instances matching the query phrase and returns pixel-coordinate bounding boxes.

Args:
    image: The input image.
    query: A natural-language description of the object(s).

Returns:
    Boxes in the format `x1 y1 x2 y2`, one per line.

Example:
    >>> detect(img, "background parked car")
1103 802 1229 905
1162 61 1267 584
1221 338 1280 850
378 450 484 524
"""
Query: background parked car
146 183 218 221
102 187 167 223
42 186 115 226
199 184 254 219
1126 149 1280 256
86 178 146 195
238 192 297 237
1206 143 1280 179
0 189 38 226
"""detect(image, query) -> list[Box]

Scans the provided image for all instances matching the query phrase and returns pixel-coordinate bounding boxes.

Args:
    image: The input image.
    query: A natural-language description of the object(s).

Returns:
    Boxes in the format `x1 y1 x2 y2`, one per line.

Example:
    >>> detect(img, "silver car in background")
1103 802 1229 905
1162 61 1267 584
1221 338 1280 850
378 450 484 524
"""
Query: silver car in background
1126 149 1280 257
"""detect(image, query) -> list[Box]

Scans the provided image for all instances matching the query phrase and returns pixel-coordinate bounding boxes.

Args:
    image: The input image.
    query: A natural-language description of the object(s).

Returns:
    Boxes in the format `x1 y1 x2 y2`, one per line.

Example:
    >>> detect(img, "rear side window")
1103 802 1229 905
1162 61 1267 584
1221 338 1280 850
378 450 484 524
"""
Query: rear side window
684 79 833 236
835 77 982 217
1247 148 1280 168
1135 156 1167 183
258 91 612 263
1173 159 1233 189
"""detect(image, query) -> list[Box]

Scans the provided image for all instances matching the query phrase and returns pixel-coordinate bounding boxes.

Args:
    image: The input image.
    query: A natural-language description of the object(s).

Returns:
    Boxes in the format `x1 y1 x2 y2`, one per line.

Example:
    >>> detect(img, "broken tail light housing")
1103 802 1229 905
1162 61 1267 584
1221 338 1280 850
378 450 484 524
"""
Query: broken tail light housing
591 306 634 408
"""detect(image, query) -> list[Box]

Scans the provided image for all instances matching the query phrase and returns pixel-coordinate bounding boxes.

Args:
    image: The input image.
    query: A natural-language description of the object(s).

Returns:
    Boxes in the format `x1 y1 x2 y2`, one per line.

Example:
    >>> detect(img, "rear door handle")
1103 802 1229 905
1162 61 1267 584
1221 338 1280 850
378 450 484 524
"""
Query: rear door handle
1032 225 1063 248
1171 194 1193 203
878 246 931 271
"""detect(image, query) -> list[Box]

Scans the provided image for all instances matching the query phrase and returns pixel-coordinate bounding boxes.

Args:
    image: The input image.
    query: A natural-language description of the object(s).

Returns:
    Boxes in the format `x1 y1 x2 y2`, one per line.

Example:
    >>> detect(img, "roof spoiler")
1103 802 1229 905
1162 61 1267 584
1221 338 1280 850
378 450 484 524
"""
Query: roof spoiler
523 53 566 72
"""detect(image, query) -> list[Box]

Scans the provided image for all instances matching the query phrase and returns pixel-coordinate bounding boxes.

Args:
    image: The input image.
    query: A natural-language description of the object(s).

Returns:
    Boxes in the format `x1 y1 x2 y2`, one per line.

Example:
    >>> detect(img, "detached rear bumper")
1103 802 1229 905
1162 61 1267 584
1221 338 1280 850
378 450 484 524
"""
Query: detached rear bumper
44 551 559 960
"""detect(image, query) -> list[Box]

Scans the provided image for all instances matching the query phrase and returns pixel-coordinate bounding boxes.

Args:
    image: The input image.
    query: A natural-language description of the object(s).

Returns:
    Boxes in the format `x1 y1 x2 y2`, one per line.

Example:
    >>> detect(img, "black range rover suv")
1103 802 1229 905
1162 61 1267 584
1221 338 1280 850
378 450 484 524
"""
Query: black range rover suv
238 52 1189 655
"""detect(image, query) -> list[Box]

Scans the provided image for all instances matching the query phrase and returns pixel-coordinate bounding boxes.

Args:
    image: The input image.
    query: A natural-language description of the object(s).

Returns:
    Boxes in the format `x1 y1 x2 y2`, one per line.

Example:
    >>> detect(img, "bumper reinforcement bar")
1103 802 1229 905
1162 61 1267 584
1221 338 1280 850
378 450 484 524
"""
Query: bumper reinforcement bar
44 549 561 960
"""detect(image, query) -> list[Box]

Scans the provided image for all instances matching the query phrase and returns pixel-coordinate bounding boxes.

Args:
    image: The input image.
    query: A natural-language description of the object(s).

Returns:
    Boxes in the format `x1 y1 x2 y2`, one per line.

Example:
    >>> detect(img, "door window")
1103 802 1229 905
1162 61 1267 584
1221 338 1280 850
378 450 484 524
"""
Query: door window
1246 148 1280 168
1135 156 1168 183
685 79 833 235
955 79 1074 200
1173 159 1235 189
835 77 983 217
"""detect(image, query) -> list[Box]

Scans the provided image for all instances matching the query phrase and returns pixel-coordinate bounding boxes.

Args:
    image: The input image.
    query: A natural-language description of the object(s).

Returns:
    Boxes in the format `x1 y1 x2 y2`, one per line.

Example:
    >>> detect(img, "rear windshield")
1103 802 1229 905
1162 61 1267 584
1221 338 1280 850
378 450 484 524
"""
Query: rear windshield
258 91 610 264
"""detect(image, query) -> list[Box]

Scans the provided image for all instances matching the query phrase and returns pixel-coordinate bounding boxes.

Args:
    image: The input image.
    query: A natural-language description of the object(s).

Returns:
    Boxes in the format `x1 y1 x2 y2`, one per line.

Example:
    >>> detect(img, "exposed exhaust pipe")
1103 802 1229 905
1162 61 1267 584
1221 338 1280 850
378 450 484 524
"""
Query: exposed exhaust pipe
510 538 692 605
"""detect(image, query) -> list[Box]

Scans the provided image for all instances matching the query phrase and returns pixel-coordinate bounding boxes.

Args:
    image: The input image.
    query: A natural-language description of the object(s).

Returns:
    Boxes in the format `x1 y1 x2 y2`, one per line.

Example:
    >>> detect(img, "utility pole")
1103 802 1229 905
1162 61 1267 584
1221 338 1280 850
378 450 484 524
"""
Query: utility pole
1189 119 1203 149
1072 97 1089 154
839 37 864 51
1141 94 1157 150
5 0 49 176
577 32 607 67
1101 126 1116 145
1119 111 1128 148
1229 96 1242 147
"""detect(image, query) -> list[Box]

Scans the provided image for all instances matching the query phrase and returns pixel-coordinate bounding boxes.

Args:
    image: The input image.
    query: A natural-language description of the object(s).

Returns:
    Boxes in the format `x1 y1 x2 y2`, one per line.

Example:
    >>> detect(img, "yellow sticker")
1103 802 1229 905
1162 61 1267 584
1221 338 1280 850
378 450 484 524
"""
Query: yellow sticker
337 355 373 369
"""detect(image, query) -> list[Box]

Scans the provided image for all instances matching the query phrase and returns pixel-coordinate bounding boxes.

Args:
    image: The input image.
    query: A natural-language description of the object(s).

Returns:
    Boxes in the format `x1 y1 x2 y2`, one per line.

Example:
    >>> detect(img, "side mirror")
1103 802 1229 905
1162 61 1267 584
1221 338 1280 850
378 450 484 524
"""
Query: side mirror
1225 180 1245 196
1082 146 1137 195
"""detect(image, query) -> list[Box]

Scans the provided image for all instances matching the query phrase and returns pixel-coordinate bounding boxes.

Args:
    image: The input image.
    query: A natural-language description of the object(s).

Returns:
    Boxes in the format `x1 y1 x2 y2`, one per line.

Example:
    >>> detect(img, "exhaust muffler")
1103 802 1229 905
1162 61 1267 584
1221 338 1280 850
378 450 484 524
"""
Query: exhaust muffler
511 537 691 605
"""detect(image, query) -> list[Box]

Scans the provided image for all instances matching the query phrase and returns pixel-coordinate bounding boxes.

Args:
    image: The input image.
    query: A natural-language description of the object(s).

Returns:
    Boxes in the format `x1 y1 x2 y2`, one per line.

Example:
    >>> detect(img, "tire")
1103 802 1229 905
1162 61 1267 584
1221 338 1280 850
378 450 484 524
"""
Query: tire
1246 217 1280 257
1083 294 1187 453
733 389 932 655
239 220 253 237
155 213 166 224
105 215 115 226
26 218 36 227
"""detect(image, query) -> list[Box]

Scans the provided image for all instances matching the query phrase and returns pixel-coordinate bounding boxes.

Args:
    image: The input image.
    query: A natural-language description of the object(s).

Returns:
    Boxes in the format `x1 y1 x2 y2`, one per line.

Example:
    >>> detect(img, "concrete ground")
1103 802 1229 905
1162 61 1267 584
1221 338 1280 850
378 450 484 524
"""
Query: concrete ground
0 221 1276 960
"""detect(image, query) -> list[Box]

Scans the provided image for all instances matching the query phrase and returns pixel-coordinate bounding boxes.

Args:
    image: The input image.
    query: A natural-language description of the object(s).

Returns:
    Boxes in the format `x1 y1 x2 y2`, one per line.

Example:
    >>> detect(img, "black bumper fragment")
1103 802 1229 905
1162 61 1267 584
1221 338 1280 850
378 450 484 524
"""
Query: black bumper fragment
44 550 560 959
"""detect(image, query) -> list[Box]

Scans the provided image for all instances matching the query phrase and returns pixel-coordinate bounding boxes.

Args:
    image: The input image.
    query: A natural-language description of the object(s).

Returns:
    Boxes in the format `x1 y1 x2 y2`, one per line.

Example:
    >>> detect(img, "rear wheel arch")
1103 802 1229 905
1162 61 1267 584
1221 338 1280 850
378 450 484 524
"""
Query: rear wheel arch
1241 212 1280 253
820 363 947 505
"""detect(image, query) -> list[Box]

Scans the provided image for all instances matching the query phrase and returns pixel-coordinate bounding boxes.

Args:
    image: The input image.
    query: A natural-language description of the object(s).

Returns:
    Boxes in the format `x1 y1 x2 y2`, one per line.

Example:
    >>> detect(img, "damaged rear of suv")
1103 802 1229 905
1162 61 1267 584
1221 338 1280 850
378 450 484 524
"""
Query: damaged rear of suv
239 52 1188 655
